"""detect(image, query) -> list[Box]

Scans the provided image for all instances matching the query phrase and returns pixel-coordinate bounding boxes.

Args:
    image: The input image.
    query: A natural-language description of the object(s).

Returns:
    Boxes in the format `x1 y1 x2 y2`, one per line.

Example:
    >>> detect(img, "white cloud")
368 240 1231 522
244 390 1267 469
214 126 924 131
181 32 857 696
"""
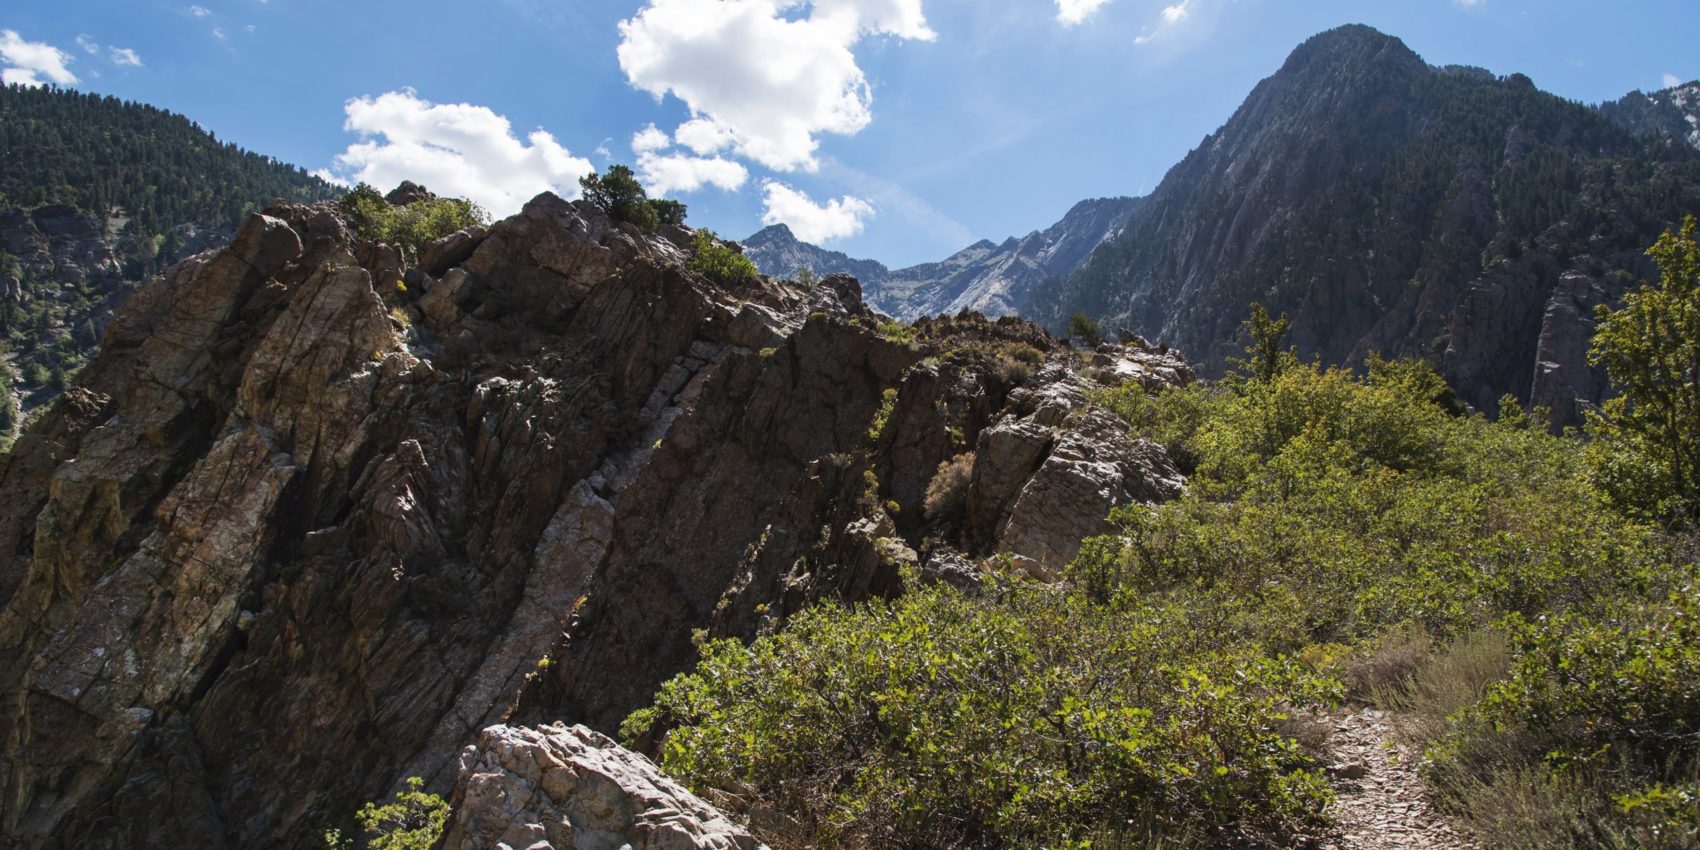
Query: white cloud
1135 0 1194 44
75 34 99 54
326 91 595 218
631 123 672 153
1056 0 1115 26
310 168 351 188
109 47 142 67
1664 73 1683 89
189 5 212 16
0 30 79 87
212 27 227 40
760 181 873 243
674 117 737 155
636 151 748 196
616 0 934 172
1452 0 1484 6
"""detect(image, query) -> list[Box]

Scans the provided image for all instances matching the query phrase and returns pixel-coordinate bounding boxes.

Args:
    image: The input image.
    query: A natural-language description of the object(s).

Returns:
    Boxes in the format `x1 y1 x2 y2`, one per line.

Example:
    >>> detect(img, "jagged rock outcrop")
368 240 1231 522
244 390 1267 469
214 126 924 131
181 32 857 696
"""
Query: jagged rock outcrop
0 191 1189 849
961 350 1188 578
440 724 767 850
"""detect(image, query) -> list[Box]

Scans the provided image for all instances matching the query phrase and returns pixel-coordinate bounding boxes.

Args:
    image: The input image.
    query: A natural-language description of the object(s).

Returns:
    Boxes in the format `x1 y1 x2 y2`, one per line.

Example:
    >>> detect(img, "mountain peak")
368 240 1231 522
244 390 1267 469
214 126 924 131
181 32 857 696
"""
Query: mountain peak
746 222 798 244
1279 23 1423 78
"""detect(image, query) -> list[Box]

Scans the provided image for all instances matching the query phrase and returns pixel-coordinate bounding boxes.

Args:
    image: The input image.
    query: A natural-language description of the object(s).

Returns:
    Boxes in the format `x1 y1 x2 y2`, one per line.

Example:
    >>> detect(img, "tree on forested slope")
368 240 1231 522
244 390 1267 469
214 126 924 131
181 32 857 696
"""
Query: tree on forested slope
0 83 339 235
1589 215 1700 527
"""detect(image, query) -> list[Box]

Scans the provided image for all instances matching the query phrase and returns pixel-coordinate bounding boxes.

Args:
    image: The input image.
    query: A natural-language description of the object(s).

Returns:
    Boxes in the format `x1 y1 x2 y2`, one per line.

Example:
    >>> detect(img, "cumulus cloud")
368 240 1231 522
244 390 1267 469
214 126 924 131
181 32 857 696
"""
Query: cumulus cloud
616 0 934 172
109 47 143 67
75 34 99 55
627 123 748 195
631 123 672 153
326 91 595 218
1055 0 1115 26
674 117 737 155
637 151 749 195
1665 73 1683 89
0 30 79 87
761 181 874 243
189 5 212 16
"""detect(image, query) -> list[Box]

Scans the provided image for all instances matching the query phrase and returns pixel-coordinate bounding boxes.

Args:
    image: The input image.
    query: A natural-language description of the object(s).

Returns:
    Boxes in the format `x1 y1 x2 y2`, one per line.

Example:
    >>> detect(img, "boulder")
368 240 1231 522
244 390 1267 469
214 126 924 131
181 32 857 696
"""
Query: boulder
440 724 768 850
421 225 489 277
385 180 435 206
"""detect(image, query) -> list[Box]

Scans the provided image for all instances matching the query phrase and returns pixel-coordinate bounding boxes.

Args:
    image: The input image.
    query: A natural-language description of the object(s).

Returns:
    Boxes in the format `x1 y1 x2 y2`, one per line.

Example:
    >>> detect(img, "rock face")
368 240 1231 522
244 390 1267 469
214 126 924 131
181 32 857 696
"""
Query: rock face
1603 79 1700 151
0 192 1189 849
741 197 1140 321
0 204 238 424
440 724 767 850
1027 24 1700 427
962 351 1188 578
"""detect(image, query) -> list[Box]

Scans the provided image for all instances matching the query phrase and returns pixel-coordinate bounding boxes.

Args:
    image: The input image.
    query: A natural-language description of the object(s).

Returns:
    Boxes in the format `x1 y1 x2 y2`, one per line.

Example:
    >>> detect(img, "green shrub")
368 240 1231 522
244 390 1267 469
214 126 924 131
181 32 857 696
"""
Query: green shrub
339 184 488 255
1588 216 1700 528
1004 343 1045 366
1068 312 1103 346
324 777 447 850
876 320 914 343
626 583 1337 849
1421 586 1700 847
866 387 898 443
579 164 690 234
687 229 759 288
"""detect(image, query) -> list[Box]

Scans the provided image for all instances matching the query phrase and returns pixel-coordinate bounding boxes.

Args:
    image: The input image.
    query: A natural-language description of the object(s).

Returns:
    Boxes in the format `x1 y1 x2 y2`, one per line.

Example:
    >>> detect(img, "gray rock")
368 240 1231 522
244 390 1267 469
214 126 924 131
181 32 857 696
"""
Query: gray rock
440 724 768 850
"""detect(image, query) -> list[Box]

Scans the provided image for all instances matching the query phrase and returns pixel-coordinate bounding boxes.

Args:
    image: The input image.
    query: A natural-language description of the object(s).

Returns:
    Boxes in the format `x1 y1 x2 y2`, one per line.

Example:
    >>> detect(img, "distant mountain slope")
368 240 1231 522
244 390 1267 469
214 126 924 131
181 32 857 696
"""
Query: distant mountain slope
1026 24 1700 426
743 197 1140 320
1602 79 1700 151
0 84 340 441
0 84 339 234
741 224 895 289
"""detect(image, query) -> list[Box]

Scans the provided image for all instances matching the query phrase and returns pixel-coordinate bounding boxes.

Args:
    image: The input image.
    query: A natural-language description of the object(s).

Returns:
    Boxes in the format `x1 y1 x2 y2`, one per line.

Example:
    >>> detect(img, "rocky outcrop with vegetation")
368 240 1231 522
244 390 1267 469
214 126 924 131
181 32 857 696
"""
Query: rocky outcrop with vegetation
0 189 1189 849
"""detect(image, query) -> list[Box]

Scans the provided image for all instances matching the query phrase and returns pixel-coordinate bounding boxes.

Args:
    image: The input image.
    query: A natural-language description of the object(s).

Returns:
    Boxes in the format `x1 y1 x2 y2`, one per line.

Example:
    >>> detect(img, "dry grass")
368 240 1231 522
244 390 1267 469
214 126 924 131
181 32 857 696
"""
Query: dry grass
924 452 976 521
1368 629 1511 746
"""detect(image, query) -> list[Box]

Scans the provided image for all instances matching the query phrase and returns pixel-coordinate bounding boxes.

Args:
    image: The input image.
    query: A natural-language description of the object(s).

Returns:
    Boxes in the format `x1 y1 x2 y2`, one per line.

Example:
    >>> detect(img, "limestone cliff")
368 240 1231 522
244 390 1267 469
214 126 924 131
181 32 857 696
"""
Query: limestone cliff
0 192 1188 849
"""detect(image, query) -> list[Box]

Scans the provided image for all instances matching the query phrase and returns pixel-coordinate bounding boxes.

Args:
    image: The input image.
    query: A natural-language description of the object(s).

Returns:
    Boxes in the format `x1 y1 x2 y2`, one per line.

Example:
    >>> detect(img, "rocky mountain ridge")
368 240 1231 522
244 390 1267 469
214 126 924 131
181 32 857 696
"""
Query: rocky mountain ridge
742 196 1139 320
0 189 1191 849
745 36 1697 431
1026 24 1700 426
1602 79 1700 151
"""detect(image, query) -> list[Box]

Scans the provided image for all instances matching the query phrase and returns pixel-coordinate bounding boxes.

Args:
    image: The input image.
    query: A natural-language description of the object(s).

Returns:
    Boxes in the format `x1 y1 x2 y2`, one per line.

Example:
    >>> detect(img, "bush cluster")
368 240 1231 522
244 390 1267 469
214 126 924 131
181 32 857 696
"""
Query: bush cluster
338 184 488 255
579 164 687 234
687 229 759 288
628 220 1700 847
624 583 1337 849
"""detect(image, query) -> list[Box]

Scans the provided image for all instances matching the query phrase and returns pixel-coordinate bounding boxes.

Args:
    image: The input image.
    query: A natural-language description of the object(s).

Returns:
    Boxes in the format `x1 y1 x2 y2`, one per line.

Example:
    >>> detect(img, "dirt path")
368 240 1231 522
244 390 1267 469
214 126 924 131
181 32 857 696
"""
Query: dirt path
1319 708 1476 850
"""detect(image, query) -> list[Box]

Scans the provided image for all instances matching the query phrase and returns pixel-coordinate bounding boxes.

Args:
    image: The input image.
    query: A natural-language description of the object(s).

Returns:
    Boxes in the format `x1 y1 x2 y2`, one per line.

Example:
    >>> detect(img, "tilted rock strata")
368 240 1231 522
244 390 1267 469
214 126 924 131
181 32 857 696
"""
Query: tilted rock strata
0 194 1188 849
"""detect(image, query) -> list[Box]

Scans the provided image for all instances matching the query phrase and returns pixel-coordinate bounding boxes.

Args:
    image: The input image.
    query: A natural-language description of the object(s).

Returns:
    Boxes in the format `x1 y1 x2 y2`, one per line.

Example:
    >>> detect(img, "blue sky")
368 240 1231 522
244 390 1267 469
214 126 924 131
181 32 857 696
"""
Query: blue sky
2 0 1696 266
